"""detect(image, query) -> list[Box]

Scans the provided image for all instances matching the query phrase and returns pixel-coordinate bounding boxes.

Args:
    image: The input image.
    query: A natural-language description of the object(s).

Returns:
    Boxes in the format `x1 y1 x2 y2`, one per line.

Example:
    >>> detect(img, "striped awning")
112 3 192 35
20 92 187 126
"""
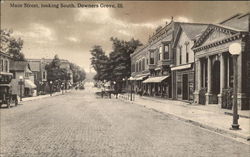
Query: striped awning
143 76 169 83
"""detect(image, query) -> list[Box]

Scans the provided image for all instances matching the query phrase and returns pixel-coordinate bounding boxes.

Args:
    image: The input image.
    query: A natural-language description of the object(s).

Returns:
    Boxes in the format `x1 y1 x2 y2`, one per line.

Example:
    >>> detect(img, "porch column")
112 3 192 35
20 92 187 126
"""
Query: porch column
205 56 213 105
218 53 225 106
194 58 201 104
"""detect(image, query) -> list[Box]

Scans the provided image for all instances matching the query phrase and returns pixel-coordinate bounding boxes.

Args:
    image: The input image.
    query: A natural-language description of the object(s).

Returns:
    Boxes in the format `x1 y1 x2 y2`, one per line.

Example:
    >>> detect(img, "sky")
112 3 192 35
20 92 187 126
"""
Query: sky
1 0 249 72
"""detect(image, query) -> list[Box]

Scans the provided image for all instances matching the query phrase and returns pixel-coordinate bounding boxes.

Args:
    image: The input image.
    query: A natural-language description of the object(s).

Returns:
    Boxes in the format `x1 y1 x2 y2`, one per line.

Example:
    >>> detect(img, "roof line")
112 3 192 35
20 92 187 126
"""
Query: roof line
219 13 242 24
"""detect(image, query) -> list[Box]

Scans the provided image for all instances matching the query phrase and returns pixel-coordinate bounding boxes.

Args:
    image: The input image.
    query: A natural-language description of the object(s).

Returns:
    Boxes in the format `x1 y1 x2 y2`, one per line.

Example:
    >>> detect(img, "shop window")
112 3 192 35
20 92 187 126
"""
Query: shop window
42 71 46 80
177 82 182 95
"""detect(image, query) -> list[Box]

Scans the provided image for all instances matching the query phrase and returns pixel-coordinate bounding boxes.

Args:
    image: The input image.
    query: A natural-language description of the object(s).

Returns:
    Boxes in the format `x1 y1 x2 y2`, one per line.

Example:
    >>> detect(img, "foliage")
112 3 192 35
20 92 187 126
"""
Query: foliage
0 29 26 61
45 55 71 82
70 63 86 83
90 38 142 82
109 37 142 81
90 45 110 81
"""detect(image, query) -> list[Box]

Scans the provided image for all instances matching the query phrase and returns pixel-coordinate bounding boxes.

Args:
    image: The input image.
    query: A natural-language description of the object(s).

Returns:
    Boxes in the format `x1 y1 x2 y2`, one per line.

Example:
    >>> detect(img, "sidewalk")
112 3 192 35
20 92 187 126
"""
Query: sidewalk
21 90 71 102
118 93 250 143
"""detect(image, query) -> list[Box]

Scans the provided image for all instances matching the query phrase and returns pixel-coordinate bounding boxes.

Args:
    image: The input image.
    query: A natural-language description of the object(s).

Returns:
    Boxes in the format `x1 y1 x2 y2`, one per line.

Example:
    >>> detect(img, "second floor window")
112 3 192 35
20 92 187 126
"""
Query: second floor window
163 45 169 59
4 60 8 72
142 58 145 71
150 52 154 64
0 59 3 72
159 46 162 60
179 46 182 65
186 44 189 63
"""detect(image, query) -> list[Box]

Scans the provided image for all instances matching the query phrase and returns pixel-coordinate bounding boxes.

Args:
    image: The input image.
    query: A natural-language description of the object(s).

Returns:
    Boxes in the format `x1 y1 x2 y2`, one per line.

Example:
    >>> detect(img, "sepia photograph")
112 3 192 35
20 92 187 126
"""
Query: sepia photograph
0 0 250 156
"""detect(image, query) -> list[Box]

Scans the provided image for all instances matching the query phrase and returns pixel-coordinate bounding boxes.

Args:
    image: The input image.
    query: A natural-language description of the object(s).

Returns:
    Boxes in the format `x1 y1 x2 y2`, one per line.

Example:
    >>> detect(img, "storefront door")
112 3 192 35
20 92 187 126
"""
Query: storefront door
182 74 188 100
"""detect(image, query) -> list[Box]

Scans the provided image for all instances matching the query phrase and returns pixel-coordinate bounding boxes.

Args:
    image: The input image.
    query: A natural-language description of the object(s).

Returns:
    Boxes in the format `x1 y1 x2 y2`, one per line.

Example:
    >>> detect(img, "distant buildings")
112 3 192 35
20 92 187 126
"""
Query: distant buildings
27 58 74 94
9 60 36 97
130 13 250 110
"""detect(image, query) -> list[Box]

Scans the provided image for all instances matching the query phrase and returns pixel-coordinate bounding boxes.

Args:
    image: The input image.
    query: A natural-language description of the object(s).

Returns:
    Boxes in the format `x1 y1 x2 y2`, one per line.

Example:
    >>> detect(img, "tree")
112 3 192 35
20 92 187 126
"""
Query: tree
109 37 142 81
0 29 26 61
70 63 86 83
90 45 110 81
45 55 70 82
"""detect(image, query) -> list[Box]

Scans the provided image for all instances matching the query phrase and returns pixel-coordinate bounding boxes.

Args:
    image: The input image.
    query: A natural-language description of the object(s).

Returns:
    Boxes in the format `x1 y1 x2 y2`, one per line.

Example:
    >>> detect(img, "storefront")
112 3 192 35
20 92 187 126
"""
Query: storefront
142 75 171 98
171 64 194 101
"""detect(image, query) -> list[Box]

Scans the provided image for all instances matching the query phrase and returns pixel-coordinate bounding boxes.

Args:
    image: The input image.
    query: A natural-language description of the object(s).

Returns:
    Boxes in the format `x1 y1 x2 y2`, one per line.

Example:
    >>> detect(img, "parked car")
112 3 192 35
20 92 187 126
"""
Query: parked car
0 84 18 108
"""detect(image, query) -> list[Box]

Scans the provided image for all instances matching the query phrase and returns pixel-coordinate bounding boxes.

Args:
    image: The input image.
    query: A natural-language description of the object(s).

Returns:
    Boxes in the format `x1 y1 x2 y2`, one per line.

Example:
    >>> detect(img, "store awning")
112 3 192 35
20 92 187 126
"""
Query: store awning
143 76 169 83
0 72 13 76
24 80 36 89
171 63 192 71
128 77 136 80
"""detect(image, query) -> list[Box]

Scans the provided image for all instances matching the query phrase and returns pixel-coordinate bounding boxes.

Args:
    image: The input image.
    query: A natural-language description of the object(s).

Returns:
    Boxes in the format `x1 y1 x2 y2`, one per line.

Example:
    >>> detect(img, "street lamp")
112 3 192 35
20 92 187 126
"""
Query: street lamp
18 76 24 101
229 42 241 130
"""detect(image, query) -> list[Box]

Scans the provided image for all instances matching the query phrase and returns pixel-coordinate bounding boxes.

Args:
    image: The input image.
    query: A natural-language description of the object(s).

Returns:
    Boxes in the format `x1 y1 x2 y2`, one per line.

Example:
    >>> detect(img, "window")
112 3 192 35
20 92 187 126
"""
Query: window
131 64 135 72
0 59 3 72
139 60 141 71
186 43 189 63
42 71 46 80
179 46 182 64
159 46 162 60
163 45 169 59
142 58 145 71
150 52 154 64
4 60 8 72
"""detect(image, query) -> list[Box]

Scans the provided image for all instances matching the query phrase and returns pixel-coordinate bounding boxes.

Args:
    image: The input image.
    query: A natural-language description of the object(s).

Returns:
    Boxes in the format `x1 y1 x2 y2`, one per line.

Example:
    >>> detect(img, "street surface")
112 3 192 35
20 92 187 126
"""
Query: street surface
1 83 250 157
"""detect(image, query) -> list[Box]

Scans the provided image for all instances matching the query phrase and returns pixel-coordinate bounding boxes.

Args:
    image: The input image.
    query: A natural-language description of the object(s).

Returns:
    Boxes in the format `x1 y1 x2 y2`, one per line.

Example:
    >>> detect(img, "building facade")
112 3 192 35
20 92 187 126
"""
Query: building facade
0 51 11 74
192 13 250 110
130 20 179 98
10 60 36 97
171 23 208 101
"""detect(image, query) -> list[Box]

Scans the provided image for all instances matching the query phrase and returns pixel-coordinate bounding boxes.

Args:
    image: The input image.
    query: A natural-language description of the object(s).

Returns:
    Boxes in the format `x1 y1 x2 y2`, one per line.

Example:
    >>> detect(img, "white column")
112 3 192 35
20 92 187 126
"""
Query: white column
207 56 212 93
220 53 225 93
197 59 202 91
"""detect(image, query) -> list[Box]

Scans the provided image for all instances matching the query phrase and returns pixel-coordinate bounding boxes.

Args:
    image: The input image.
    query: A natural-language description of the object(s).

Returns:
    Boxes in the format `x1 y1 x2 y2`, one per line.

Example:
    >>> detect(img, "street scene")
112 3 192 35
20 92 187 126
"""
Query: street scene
1 0 250 156
1 83 250 156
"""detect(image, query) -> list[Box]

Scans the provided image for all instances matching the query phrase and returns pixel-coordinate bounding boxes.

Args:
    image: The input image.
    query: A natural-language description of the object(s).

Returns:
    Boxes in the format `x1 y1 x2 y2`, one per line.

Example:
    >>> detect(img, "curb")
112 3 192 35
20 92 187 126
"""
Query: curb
118 95 250 143
21 91 71 103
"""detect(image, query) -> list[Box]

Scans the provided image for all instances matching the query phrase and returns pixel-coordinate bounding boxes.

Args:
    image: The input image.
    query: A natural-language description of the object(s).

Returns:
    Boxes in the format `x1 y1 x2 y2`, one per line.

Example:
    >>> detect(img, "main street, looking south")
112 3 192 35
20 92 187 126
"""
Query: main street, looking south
1 83 249 157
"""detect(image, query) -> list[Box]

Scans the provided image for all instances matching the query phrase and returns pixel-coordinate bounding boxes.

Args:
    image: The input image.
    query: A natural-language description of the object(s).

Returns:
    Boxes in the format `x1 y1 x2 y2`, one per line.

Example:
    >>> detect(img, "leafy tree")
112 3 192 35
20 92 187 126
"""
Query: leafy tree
90 38 142 82
70 63 86 83
45 55 70 82
90 45 110 81
0 29 26 61
109 37 142 81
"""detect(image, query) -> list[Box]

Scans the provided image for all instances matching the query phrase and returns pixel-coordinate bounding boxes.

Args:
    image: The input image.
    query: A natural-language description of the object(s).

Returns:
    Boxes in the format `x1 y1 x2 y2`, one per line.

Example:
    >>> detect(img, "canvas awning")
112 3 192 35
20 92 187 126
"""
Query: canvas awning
128 77 136 81
24 80 36 89
171 63 192 71
135 76 146 80
143 76 169 83
0 72 13 76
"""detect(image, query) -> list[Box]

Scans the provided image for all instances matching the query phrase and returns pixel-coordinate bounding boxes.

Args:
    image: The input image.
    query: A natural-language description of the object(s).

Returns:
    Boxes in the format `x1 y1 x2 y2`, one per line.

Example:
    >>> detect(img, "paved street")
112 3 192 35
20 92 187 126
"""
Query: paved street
1 83 250 157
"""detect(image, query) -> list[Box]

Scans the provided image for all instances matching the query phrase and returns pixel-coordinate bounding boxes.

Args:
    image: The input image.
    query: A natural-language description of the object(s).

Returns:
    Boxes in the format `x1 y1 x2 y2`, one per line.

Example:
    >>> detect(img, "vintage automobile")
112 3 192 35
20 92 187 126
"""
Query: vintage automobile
0 72 18 108
0 84 18 108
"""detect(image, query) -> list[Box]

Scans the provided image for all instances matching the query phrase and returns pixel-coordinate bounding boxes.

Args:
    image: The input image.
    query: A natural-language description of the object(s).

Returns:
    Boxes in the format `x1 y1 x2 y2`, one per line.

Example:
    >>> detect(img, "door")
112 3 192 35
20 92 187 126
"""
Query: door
182 74 188 100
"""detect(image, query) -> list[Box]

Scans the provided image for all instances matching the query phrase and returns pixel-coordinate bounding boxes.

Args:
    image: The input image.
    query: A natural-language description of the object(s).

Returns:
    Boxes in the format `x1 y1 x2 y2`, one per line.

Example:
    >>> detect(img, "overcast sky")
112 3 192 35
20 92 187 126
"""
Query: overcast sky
1 1 249 72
